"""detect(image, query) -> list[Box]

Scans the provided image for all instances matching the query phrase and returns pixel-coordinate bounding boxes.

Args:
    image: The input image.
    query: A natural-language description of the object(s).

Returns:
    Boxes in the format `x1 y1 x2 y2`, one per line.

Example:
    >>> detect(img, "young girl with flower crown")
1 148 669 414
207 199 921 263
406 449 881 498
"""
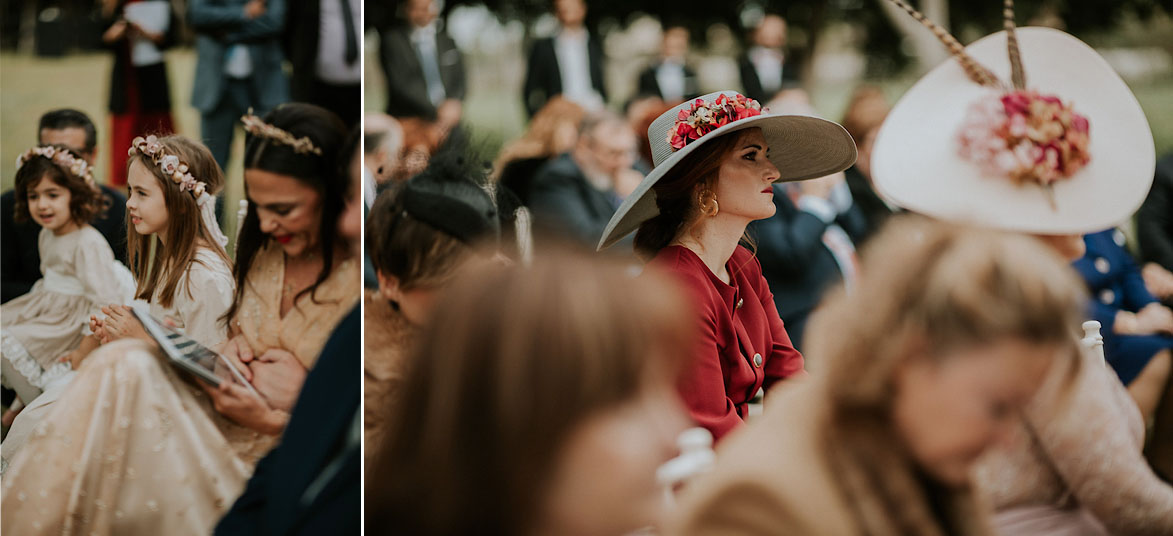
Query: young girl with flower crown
0 135 236 473
0 145 129 410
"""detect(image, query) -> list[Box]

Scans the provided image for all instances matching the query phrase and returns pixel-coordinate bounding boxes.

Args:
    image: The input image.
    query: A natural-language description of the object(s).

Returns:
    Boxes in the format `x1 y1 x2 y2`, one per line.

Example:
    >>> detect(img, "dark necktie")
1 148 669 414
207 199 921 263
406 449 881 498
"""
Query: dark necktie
338 0 358 64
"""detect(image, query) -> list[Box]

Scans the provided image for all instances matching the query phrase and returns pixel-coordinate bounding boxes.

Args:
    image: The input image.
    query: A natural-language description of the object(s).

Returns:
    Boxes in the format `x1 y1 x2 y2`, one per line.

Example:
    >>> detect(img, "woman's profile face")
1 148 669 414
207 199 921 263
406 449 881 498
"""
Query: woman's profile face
245 169 323 258
537 378 689 536
712 128 780 223
891 338 1061 486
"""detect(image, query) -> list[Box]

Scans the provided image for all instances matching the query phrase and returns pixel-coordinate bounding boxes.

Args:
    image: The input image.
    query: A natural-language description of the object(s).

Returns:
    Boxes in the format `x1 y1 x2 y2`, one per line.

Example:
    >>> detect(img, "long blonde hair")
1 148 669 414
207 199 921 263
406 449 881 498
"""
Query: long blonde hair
127 135 230 308
804 215 1087 535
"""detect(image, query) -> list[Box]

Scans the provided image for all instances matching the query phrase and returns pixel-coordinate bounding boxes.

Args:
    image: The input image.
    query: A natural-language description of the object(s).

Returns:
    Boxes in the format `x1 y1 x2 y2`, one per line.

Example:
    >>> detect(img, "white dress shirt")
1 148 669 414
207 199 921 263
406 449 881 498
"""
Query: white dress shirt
315 0 362 84
554 29 603 111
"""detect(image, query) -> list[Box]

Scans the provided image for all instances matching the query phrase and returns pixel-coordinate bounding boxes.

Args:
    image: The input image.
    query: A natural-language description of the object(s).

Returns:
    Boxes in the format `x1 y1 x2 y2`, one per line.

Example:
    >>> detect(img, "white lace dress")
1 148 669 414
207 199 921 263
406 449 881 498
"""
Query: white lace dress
1 226 133 401
1 248 234 471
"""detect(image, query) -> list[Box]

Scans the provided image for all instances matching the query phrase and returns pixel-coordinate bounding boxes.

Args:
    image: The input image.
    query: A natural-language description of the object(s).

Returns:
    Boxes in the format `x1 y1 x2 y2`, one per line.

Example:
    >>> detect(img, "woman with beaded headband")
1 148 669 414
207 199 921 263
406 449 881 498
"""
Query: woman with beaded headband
865 1 1173 533
0 145 132 436
597 90 856 442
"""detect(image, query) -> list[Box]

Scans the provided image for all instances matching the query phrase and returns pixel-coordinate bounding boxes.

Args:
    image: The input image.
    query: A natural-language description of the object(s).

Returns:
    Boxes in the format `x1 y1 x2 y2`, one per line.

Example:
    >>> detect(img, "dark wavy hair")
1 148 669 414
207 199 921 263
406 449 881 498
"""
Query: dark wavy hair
223 103 349 325
13 145 108 225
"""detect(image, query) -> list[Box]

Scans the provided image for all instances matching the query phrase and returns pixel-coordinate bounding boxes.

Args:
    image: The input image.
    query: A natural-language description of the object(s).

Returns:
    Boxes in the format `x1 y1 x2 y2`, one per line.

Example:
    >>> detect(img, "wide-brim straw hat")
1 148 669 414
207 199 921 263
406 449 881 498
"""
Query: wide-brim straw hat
597 91 857 250
871 27 1155 234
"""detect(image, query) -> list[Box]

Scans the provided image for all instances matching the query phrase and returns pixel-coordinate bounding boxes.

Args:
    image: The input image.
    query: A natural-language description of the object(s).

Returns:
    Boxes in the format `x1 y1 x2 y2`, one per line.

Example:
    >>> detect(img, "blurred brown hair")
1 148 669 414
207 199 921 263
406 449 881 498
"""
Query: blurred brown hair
839 85 890 147
13 145 108 225
493 97 586 179
366 250 694 534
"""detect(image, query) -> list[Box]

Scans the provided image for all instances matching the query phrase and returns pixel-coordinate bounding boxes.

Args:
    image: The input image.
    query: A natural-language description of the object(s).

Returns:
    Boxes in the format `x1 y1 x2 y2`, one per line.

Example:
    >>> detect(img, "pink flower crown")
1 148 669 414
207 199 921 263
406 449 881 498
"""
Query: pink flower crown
16 145 97 188
240 110 323 156
957 90 1090 186
128 135 209 197
667 94 763 151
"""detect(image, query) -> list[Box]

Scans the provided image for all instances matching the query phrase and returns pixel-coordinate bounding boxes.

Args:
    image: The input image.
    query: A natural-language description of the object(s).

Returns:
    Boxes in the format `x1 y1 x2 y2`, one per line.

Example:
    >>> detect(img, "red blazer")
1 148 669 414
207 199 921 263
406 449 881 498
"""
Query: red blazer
648 245 805 441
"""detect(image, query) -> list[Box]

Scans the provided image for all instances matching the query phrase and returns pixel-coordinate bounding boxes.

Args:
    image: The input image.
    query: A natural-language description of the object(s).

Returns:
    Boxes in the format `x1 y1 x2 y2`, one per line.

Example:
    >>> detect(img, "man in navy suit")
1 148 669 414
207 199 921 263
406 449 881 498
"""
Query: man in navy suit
522 0 607 117
188 0 290 171
215 131 361 535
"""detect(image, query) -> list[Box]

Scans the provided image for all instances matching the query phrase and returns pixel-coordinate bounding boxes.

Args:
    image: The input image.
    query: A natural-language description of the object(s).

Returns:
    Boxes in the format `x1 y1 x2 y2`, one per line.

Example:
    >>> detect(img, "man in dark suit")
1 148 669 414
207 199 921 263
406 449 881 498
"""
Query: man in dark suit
738 14 802 104
380 0 466 127
749 175 867 352
284 0 361 128
522 0 607 117
188 0 290 171
529 113 636 248
1139 153 1173 277
215 130 363 536
2 109 128 304
636 24 699 103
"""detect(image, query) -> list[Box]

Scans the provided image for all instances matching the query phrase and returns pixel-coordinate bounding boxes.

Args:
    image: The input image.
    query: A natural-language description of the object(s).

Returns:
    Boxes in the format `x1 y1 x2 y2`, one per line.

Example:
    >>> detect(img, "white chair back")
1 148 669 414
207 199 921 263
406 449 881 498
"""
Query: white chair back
656 427 716 509
1081 320 1106 367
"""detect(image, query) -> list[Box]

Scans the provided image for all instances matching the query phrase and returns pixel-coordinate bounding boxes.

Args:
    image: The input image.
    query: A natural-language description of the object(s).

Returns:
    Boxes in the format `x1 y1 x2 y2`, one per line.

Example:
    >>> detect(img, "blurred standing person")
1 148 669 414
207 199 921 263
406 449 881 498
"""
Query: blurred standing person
528 112 637 247
380 0 465 130
2 109 129 304
101 0 178 187
839 85 897 241
492 96 584 206
285 0 362 129
637 24 699 104
738 14 801 104
188 0 291 171
522 0 607 117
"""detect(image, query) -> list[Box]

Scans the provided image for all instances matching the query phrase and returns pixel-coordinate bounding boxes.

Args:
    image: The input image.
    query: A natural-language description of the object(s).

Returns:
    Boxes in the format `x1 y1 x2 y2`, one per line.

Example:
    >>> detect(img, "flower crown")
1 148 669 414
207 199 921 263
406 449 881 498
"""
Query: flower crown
240 110 323 156
16 145 97 188
886 0 1091 192
667 94 762 151
129 135 209 197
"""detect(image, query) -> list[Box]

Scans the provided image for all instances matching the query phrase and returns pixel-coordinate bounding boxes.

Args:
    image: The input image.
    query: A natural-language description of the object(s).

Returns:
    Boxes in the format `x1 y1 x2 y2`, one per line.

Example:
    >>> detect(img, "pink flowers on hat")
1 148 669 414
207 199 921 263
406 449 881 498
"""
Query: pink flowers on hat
957 89 1091 186
667 94 763 151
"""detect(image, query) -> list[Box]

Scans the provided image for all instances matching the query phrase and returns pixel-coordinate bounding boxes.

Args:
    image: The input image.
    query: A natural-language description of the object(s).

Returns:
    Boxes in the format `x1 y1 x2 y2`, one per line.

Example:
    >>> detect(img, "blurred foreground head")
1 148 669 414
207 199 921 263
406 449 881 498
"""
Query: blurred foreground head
367 250 696 535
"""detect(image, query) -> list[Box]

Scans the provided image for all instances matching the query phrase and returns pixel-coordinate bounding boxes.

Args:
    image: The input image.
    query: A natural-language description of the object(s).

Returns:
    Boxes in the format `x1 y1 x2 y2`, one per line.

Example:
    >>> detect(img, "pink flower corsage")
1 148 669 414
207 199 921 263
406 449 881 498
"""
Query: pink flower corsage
667 94 763 151
957 89 1091 186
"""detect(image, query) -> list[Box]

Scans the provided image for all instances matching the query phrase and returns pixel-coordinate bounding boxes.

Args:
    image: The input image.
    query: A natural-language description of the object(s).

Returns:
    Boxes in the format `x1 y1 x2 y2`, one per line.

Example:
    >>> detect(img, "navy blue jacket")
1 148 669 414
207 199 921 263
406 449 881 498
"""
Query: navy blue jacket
216 305 360 536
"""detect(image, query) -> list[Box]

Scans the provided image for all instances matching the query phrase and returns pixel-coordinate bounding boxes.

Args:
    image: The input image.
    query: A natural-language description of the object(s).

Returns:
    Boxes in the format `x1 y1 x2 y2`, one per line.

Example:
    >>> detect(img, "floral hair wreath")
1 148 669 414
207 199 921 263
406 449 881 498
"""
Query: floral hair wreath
240 109 323 156
15 145 97 188
129 135 209 197
667 93 763 151
887 0 1091 201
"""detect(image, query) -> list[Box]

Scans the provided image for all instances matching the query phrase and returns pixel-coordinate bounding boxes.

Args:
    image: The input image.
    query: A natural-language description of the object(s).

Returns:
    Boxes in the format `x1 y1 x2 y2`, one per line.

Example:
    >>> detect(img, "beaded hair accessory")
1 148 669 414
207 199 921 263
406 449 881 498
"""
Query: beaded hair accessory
129 135 209 197
240 110 324 156
16 145 97 188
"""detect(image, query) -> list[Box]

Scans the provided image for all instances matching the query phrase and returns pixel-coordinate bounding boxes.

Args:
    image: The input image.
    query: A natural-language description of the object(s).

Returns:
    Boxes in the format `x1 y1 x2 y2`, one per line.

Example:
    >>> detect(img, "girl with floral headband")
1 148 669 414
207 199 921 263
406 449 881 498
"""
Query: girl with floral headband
598 90 856 442
0 145 131 429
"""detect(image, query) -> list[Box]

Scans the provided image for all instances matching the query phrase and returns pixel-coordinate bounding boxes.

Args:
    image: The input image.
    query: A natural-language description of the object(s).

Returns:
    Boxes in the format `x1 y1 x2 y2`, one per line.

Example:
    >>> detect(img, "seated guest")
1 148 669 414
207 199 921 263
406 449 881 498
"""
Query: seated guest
493 97 585 206
215 127 365 536
868 4 1173 531
2 109 128 303
673 218 1087 535
636 24 699 104
366 251 693 535
363 155 504 469
750 172 867 352
529 112 637 247
1073 228 1173 423
1138 153 1173 304
839 85 897 241
0 103 359 534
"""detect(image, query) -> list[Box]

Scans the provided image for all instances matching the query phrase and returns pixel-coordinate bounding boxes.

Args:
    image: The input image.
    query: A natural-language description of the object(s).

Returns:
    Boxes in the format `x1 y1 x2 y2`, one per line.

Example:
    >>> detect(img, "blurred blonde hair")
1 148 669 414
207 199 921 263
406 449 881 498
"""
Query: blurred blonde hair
492 97 585 179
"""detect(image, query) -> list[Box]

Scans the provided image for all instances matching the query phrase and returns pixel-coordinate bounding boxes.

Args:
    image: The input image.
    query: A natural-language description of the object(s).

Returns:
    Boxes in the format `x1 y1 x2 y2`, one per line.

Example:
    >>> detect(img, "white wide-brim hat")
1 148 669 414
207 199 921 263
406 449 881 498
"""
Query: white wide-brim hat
871 27 1155 235
597 91 857 250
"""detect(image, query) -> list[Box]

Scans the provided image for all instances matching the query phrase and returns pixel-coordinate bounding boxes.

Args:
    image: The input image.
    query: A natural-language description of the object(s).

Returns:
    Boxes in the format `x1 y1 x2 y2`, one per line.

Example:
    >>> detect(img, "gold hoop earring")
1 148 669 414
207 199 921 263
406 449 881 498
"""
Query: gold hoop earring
698 189 719 217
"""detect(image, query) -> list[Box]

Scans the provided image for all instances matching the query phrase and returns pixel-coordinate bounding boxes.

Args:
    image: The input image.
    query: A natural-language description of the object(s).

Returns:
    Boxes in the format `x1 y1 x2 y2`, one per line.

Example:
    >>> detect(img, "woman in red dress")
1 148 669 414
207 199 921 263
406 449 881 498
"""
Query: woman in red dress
599 91 857 440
